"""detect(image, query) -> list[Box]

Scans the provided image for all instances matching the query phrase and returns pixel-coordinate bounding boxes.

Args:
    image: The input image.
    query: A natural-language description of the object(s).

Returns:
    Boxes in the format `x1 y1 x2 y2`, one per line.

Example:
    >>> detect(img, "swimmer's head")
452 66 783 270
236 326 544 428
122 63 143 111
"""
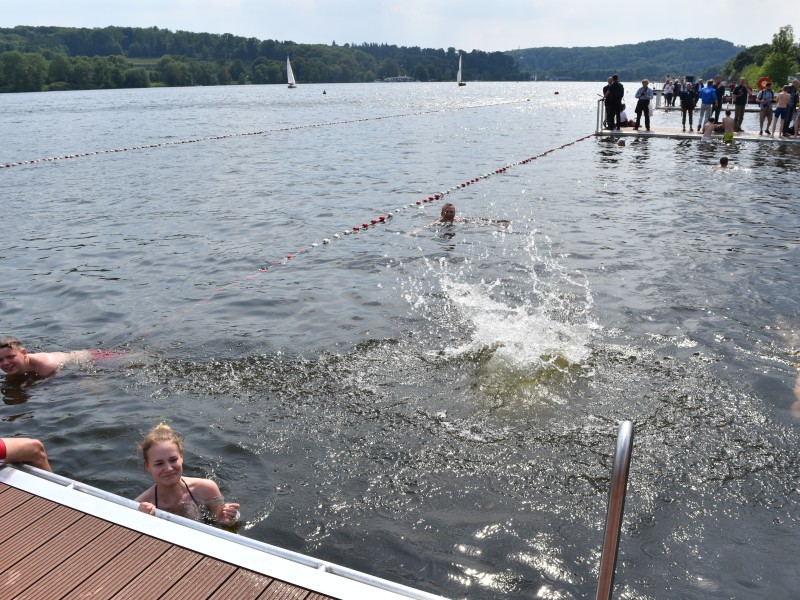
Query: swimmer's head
0 336 23 350
719 156 729 167
140 423 184 466
440 203 456 222
0 336 28 375
617 140 626 146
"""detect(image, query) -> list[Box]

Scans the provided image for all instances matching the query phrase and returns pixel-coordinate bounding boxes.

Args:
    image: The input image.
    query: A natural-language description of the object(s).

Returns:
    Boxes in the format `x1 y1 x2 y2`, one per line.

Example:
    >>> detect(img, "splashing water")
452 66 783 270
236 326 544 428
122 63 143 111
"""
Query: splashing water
406 229 597 401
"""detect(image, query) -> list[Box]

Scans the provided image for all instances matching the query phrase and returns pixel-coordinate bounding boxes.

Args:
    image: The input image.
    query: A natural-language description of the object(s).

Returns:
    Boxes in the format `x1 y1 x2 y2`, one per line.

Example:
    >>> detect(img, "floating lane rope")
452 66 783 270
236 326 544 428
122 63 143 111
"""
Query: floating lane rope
1 99 530 171
172 132 596 317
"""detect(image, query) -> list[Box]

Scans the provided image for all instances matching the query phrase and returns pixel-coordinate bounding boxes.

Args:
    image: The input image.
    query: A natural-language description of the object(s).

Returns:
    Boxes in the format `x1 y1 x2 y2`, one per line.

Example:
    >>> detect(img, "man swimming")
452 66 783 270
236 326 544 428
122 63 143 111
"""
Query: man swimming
434 203 464 224
0 336 93 378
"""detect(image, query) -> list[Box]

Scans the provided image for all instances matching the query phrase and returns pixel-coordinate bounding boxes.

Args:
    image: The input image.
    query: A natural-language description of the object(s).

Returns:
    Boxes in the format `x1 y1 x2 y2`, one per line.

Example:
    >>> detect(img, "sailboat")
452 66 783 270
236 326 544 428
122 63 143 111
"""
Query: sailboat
457 53 466 87
287 57 297 88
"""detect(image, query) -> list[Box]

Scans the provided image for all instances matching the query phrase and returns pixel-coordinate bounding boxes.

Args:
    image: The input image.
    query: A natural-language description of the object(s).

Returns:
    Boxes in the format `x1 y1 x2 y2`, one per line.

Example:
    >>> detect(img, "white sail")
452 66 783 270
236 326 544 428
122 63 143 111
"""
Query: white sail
457 54 466 86
287 57 297 88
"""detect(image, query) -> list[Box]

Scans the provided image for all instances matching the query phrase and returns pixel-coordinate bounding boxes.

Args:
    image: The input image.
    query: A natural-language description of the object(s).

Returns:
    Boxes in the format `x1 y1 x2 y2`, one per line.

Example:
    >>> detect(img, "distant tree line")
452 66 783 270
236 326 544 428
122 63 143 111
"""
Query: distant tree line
513 38 745 81
0 25 527 92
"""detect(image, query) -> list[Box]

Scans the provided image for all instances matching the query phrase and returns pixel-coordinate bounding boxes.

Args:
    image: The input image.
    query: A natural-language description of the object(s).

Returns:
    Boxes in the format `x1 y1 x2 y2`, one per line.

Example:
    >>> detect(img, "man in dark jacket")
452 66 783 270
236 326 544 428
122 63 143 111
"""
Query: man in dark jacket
732 78 751 132
605 74 624 130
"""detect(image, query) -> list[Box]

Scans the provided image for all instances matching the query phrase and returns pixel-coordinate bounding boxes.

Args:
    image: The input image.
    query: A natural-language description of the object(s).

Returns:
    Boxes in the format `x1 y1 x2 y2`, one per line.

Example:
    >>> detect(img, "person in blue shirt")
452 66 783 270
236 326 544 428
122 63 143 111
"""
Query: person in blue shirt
697 80 718 132
634 79 654 131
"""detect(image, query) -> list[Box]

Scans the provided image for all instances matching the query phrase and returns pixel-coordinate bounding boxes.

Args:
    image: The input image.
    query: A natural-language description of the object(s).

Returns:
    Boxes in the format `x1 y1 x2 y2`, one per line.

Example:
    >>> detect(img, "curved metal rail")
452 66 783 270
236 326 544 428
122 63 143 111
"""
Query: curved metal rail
595 420 634 600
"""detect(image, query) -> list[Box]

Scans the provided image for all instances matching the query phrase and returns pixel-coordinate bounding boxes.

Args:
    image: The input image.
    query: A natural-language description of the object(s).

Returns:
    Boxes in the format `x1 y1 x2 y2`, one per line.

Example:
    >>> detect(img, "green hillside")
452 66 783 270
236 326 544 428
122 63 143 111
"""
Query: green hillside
512 38 744 81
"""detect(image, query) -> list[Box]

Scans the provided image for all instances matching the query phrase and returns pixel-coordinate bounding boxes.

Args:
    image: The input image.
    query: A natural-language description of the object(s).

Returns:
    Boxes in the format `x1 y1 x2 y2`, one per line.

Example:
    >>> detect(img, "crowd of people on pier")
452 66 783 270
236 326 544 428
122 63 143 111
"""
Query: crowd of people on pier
603 75 800 138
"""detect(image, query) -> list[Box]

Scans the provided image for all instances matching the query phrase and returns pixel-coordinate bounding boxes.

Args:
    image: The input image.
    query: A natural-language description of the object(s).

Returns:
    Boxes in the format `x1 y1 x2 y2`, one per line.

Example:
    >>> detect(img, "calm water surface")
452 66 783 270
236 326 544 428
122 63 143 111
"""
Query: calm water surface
2 82 800 599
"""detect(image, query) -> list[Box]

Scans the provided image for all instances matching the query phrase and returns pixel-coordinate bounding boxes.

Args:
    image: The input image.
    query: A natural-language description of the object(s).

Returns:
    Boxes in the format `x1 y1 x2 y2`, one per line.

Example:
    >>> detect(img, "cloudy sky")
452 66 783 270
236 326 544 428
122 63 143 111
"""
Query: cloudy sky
3 1 796 52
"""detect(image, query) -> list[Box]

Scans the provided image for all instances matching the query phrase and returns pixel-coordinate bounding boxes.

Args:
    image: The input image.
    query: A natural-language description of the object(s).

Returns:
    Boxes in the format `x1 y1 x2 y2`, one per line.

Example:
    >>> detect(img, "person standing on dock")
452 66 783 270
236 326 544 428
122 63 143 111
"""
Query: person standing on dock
774 85 792 137
732 78 751 132
679 82 696 131
756 82 775 135
663 80 674 108
783 79 799 136
713 76 726 122
697 80 718 132
672 79 682 106
604 74 624 130
633 79 653 131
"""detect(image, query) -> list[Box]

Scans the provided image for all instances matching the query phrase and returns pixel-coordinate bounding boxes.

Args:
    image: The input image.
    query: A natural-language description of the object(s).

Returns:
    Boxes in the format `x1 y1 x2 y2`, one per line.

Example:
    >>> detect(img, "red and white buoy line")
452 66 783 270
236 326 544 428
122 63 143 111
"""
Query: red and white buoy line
1 99 529 171
180 132 595 315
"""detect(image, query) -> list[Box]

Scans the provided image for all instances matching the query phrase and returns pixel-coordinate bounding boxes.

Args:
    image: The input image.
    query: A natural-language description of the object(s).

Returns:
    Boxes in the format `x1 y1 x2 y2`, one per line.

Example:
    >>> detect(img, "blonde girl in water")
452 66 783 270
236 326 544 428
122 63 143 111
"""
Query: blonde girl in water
135 423 240 527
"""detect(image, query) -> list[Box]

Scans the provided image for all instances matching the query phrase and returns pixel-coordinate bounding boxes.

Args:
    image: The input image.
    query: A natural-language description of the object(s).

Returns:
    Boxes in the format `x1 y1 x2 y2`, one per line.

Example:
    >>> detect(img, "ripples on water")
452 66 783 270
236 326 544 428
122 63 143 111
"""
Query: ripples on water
2 83 800 599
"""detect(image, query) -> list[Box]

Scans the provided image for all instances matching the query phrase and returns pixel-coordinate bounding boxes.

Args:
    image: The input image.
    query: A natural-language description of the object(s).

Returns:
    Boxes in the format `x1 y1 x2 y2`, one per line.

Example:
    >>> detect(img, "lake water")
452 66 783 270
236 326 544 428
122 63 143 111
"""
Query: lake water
2 81 799 599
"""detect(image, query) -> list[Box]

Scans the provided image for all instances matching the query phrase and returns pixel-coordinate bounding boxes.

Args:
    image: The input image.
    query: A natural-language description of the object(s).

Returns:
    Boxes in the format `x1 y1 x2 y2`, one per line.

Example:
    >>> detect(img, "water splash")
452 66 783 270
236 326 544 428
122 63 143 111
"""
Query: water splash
404 229 597 402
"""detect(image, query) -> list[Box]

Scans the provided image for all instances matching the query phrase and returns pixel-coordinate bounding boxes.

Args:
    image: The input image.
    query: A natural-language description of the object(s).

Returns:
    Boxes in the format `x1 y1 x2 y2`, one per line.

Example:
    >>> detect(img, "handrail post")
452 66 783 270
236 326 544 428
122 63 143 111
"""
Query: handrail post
595 420 634 600
597 98 605 132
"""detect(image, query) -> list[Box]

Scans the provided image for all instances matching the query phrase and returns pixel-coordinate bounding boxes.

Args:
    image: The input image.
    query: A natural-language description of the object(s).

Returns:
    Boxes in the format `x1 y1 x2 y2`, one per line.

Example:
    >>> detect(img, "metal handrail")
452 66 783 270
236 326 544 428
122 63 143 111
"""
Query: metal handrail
596 98 605 132
595 420 634 600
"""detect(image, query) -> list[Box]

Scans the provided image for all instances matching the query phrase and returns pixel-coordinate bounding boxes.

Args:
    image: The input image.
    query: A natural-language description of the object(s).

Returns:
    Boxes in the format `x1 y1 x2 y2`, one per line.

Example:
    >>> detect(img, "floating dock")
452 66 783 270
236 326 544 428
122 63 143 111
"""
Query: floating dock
0 466 446 600
594 99 800 141
595 125 800 142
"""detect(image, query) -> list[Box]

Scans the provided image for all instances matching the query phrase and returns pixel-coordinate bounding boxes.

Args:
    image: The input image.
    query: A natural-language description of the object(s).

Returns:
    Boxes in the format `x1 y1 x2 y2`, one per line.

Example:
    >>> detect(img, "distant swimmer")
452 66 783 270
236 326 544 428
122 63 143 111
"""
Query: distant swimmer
719 156 729 168
433 203 510 227
434 203 465 224
135 423 241 528
0 336 93 378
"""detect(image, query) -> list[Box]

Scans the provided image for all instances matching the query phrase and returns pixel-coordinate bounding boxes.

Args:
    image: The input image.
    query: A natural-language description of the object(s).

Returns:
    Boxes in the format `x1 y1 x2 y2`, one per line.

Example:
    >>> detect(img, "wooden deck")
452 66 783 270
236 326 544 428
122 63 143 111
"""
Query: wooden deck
0 467 446 600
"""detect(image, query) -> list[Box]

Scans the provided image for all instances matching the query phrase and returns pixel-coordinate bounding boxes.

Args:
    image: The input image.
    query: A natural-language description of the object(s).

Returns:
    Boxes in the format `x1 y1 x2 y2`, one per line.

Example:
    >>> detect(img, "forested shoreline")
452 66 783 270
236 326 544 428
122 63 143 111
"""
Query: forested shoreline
0 25 526 92
1 25 797 93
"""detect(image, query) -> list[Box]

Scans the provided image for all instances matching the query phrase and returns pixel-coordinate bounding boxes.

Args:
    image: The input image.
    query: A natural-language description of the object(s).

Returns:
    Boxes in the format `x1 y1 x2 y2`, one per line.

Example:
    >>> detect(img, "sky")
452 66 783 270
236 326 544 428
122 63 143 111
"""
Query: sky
3 1 797 52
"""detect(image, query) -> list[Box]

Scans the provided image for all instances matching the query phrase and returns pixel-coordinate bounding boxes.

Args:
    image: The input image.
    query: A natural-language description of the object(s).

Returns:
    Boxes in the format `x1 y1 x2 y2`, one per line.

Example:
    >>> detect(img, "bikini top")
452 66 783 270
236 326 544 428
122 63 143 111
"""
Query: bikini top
154 478 216 525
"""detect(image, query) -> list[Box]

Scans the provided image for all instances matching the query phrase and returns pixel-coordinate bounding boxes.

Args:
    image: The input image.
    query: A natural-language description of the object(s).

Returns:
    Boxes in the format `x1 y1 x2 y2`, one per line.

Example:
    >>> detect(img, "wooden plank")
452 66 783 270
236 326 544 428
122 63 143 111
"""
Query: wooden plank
0 503 84 561
14 524 141 600
0 485 34 517
0 515 109 595
258 579 313 599
112 545 202 599
160 555 237 599
62 535 172 599
208 569 275 600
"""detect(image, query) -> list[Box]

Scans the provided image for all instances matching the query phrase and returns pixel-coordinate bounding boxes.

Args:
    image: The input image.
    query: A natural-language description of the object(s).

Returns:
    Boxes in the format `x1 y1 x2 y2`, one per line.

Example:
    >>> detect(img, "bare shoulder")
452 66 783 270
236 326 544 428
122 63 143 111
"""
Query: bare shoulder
135 486 155 503
185 477 222 497
28 352 69 376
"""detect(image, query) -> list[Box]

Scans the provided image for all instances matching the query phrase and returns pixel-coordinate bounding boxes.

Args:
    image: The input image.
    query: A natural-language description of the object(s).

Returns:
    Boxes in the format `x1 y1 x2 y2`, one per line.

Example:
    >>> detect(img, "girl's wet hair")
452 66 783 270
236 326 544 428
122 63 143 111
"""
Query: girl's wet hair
140 423 184 464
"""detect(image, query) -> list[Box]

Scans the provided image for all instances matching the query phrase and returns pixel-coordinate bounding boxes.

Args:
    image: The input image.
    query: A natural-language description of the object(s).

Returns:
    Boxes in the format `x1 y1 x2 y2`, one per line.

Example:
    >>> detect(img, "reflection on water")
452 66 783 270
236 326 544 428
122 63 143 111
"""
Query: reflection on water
2 83 800 599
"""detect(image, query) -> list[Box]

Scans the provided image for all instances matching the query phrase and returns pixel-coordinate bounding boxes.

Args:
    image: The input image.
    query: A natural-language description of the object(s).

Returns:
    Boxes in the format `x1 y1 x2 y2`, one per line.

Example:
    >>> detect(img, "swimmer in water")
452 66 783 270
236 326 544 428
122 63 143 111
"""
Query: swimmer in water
434 203 464 224
719 156 729 168
0 336 94 378
135 423 241 528
433 203 509 227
